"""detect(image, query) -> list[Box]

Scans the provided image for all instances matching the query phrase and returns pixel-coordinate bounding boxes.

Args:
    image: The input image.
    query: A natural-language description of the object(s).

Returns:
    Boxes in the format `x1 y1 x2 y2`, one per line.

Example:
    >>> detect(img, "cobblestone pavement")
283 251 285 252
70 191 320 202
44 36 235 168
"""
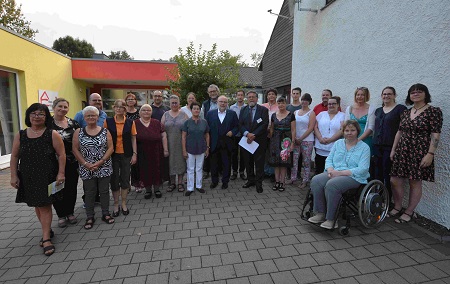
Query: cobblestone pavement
0 168 449 284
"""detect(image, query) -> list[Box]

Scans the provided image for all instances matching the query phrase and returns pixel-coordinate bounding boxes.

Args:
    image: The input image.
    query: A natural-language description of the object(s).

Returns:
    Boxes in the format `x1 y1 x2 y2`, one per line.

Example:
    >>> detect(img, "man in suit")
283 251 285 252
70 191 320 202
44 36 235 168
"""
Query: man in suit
206 95 239 189
201 84 220 179
239 91 269 193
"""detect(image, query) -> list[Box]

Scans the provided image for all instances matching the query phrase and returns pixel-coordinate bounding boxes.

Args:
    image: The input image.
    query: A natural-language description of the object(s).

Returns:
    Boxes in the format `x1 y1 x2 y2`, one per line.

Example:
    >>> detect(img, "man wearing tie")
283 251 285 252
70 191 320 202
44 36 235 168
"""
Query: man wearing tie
239 91 269 193
206 96 239 189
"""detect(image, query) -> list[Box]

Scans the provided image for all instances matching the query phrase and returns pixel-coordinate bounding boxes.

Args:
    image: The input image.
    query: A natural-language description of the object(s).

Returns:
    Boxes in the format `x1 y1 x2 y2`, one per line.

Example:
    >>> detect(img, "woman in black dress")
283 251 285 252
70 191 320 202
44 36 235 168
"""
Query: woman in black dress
390 84 443 223
51 98 81 228
268 96 296 192
10 103 66 256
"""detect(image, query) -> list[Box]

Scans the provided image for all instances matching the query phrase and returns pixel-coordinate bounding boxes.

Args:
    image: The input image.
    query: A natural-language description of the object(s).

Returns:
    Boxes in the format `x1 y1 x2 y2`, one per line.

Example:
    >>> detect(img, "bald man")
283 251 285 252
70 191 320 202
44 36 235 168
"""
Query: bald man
151 90 170 121
74 93 108 127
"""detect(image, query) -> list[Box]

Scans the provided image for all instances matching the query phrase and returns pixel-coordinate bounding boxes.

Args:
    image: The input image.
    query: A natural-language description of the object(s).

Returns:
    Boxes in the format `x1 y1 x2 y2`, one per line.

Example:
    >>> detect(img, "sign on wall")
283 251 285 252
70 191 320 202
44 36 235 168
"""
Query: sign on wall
38 89 58 111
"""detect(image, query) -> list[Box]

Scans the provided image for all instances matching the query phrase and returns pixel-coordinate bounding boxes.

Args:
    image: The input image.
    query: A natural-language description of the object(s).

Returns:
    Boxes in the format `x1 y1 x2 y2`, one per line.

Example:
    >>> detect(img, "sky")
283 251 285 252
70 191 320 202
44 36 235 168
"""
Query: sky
17 0 283 64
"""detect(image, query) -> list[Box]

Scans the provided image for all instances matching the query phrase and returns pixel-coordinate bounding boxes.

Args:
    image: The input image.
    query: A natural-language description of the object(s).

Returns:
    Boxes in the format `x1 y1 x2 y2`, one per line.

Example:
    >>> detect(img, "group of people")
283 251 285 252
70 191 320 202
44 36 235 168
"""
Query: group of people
9 82 443 257
306 84 442 229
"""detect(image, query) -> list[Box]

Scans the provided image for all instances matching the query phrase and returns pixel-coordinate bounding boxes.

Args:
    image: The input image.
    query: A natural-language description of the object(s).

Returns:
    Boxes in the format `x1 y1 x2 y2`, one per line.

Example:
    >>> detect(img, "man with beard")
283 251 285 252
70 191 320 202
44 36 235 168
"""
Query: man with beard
313 89 333 115
151 90 170 121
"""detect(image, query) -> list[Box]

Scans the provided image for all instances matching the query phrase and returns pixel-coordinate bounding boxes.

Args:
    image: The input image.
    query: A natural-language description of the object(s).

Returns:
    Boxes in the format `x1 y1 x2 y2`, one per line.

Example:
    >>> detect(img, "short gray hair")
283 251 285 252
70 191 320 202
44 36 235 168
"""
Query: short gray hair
208 84 220 94
169 95 180 102
139 104 152 114
82 106 99 116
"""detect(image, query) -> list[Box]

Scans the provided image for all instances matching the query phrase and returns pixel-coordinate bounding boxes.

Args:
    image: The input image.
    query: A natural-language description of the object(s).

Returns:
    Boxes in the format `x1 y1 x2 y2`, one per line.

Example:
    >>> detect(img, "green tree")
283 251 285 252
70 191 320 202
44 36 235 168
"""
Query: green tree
109 50 134 60
52 35 95 58
250 52 264 68
168 42 243 105
0 0 38 39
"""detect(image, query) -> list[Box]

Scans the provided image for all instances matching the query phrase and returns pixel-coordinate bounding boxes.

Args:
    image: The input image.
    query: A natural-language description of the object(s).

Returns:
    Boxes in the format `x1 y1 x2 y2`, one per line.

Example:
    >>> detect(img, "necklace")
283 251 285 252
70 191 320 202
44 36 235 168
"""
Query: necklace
413 104 427 114
29 127 46 135
53 117 67 129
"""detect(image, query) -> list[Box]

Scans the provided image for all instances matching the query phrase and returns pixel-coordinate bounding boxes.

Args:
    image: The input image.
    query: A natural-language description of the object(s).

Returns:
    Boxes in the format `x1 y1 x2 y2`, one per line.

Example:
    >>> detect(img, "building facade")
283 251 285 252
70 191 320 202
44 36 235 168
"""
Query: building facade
0 26 176 168
291 0 449 227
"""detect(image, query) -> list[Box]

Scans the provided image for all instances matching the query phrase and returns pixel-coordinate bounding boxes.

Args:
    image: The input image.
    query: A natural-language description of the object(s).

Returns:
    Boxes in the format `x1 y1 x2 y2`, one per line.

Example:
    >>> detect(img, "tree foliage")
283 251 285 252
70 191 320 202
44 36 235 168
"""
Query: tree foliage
0 0 38 39
168 42 243 105
250 52 264 68
52 35 95 58
109 50 134 60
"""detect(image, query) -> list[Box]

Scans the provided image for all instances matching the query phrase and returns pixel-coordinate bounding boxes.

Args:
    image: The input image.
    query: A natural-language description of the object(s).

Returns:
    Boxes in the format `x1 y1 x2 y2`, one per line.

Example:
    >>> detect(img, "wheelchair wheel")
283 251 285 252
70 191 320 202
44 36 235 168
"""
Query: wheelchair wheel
358 180 389 228
339 226 349 236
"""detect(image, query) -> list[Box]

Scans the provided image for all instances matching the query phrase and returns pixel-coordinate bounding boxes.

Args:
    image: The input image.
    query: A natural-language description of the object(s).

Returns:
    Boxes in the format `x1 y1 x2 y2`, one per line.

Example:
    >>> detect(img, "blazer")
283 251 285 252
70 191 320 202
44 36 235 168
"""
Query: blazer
239 104 269 143
206 109 239 152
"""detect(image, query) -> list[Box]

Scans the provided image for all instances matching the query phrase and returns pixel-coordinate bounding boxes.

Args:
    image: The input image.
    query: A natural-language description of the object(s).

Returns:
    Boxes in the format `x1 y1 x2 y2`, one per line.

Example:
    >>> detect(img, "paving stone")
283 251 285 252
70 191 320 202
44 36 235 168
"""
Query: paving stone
311 264 340 282
291 268 320 284
375 270 410 284
240 250 262 262
273 257 299 271
244 239 265 250
169 270 191 284
354 273 382 284
192 267 214 283
254 260 278 274
227 277 251 284
47 273 73 284
160 259 181 273
181 256 201 270
202 254 222 268
213 264 236 280
311 251 337 265
369 255 400 270
191 245 210 257
122 276 146 284
388 252 419 267
270 271 297 284
395 266 430 283
227 242 247 253
331 262 360 277
233 262 258 277
351 258 381 274
276 245 299 257
145 272 169 284
259 248 281 260
137 261 160 275
221 252 242 265
68 270 95 284
248 274 274 284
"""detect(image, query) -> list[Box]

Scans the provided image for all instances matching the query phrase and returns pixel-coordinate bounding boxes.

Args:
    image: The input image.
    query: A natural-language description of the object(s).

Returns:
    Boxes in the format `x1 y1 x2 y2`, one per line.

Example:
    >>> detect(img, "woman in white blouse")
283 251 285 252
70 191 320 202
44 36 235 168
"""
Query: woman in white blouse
314 96 345 175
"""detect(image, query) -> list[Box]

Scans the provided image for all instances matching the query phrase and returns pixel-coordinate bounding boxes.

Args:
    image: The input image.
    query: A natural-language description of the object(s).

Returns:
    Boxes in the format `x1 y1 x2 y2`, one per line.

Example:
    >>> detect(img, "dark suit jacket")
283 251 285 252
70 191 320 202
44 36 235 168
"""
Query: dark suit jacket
239 104 269 144
206 109 239 153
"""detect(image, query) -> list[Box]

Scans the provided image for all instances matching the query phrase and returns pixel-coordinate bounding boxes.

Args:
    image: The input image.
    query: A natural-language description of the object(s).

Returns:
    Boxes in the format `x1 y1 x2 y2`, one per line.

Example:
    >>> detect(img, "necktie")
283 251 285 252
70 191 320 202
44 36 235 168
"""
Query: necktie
249 107 254 123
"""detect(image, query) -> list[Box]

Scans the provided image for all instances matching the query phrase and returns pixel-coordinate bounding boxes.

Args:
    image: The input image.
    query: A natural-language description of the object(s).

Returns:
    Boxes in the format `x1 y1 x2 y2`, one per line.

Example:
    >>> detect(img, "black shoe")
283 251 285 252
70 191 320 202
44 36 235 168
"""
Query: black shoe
144 192 152 199
185 191 193 196
240 173 247 180
196 188 206 193
230 173 237 180
256 185 263 193
210 183 218 189
112 209 120 217
242 182 256 188
122 208 130 216
221 183 228 189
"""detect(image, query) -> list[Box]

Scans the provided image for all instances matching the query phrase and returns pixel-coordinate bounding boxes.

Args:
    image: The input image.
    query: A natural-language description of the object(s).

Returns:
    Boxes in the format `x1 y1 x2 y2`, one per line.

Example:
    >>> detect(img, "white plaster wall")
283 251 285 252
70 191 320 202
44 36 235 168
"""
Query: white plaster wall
292 0 450 228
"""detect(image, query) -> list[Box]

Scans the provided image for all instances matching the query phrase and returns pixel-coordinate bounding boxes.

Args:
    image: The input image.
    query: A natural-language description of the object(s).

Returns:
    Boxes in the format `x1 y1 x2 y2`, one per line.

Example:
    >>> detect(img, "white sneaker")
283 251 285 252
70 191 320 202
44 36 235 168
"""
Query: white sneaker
308 213 325 224
320 220 338 229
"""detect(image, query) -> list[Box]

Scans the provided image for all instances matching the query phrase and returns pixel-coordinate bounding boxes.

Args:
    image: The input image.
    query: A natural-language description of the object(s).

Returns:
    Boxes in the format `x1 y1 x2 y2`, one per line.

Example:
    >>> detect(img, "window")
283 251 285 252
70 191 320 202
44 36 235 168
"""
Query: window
0 69 21 159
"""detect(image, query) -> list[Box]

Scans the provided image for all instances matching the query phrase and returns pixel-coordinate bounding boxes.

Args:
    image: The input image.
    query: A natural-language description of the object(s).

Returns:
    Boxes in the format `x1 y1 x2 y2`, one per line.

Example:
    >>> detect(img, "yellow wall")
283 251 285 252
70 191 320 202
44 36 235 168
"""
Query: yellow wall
0 27 91 121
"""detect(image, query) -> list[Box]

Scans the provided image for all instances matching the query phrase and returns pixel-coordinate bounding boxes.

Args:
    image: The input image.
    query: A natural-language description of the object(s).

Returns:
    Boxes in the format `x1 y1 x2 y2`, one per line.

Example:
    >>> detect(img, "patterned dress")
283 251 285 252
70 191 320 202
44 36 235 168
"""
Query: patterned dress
15 129 60 207
268 112 295 167
390 106 443 181
163 111 188 175
78 127 113 180
126 111 140 121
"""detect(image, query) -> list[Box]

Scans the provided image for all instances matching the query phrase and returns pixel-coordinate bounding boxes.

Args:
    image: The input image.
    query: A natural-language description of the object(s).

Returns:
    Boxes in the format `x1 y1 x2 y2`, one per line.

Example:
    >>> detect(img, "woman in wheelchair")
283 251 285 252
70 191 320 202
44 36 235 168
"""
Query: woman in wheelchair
308 120 371 229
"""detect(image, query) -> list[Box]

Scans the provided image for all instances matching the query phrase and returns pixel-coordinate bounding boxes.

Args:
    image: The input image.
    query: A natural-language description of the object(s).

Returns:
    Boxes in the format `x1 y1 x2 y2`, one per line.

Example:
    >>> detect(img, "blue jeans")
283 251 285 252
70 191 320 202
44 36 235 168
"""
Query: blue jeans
311 173 361 220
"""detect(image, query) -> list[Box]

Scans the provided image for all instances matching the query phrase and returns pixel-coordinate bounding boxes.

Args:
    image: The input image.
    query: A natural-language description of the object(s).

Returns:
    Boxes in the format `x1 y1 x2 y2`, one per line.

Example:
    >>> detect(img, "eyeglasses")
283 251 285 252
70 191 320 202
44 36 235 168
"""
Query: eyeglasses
91 99 102 102
85 114 98 118
328 103 338 106
141 109 152 112
171 102 179 105
114 106 126 109
30 113 46 118
153 95 162 98
126 99 136 101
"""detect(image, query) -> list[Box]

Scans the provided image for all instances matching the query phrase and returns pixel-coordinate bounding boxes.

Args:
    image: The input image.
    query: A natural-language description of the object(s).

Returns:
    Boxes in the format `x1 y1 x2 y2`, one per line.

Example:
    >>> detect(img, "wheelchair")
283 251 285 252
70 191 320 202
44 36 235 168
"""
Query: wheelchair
301 179 389 235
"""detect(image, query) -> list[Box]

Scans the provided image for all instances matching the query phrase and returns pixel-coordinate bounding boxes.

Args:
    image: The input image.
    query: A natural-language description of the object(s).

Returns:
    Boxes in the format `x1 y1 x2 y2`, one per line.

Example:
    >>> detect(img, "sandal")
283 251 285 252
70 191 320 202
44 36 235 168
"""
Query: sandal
278 183 285 192
39 229 54 247
387 207 403 218
178 184 185 192
101 214 115 224
155 190 162 198
84 217 95 230
395 212 416 224
67 215 78 224
272 182 279 191
58 217 68 228
42 239 55 256
167 184 176 192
